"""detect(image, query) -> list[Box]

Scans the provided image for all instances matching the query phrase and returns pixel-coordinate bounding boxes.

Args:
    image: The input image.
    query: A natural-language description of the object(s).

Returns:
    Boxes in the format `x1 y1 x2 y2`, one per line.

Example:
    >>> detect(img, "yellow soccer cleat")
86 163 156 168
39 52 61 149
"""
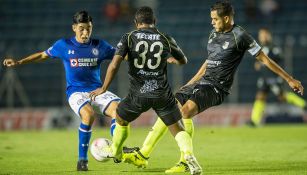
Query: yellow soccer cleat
122 150 148 169
165 161 189 173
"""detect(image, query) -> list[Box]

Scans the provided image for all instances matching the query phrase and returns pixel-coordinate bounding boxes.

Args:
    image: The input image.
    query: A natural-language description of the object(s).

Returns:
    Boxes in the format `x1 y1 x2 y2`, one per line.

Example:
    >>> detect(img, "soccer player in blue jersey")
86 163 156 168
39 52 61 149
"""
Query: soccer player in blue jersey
3 11 120 171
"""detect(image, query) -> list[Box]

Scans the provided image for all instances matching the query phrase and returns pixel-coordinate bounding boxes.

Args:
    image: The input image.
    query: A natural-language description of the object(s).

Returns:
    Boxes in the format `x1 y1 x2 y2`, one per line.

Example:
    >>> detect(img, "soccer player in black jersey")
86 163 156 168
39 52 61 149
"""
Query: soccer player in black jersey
250 28 306 126
122 1 304 173
89 6 202 175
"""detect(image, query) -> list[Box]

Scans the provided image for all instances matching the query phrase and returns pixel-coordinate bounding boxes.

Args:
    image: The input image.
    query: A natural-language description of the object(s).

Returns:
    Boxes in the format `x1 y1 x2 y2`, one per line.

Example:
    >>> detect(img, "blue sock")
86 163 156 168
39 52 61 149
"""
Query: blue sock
78 123 92 160
110 118 116 137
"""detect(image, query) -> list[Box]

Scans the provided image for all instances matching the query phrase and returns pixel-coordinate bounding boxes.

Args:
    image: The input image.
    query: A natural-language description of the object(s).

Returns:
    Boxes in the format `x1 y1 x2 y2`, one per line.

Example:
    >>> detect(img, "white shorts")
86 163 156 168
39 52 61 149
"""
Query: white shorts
68 91 120 117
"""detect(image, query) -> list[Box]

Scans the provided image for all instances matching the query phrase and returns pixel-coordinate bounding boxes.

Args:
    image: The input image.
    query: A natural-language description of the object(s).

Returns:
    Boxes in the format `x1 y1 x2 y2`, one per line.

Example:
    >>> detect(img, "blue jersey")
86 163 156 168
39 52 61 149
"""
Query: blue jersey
45 37 115 98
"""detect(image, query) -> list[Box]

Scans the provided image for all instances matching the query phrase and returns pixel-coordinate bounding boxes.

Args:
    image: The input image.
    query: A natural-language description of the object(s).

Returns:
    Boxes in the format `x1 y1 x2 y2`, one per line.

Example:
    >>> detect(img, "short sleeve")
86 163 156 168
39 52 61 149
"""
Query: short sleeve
100 40 115 60
115 33 129 58
239 31 261 56
45 39 64 59
166 35 187 61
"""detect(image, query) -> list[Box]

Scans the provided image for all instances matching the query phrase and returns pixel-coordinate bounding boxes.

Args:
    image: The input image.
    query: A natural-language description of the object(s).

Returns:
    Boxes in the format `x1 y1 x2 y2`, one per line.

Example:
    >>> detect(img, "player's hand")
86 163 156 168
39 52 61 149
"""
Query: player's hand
3 59 19 67
287 78 304 95
167 57 179 64
89 87 106 101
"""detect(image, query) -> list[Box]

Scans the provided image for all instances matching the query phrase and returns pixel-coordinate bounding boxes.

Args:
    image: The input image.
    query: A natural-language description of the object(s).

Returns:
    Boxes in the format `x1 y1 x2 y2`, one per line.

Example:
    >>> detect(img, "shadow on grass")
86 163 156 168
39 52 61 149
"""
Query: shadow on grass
121 168 166 173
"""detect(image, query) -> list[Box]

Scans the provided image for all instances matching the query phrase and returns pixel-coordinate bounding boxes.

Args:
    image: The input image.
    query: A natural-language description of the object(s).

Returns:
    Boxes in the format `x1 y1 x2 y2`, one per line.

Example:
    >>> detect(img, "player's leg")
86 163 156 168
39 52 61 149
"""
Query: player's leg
104 101 118 136
137 92 191 160
122 117 165 168
160 101 202 175
91 91 120 136
283 92 306 109
78 103 96 162
112 94 143 162
162 100 199 174
139 117 168 158
272 77 306 108
111 115 130 162
251 78 269 126
166 84 225 174
68 92 95 171
251 91 267 126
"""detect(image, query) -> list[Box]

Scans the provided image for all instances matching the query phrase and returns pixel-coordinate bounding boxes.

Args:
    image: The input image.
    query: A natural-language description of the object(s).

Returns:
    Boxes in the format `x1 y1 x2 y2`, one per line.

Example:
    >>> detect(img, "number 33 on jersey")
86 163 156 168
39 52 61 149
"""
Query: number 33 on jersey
115 28 186 97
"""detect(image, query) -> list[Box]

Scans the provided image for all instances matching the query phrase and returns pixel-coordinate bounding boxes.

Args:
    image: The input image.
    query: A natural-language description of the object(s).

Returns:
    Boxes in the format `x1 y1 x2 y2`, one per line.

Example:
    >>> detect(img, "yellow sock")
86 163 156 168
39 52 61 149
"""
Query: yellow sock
285 92 306 108
140 117 167 158
251 100 266 126
175 131 193 156
183 118 194 137
178 119 195 162
112 123 130 158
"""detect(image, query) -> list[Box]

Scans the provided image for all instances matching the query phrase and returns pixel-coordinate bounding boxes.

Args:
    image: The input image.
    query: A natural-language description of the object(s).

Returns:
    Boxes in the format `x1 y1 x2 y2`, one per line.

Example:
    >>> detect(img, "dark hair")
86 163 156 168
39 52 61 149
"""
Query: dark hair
73 11 93 24
134 6 155 24
211 1 234 17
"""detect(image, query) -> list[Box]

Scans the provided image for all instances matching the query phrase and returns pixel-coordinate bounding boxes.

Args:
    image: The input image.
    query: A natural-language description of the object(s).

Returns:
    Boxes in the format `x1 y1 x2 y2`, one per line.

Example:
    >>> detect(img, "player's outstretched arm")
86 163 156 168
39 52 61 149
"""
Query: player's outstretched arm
256 51 304 95
184 60 208 86
3 52 49 67
90 55 124 101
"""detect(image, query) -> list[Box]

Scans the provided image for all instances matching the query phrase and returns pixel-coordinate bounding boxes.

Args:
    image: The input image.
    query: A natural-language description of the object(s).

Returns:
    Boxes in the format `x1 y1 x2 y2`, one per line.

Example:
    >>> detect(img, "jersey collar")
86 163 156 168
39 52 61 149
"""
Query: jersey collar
71 37 92 47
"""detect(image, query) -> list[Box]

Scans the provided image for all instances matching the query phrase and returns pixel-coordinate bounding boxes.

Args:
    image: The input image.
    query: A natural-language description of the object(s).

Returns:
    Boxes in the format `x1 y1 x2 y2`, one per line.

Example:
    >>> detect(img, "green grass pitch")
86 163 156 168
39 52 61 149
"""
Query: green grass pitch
0 124 307 175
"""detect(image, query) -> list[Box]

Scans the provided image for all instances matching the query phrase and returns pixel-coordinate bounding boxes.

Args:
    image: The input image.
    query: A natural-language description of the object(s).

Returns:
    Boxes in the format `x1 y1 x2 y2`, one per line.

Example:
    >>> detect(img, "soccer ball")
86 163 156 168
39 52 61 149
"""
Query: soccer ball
90 138 113 162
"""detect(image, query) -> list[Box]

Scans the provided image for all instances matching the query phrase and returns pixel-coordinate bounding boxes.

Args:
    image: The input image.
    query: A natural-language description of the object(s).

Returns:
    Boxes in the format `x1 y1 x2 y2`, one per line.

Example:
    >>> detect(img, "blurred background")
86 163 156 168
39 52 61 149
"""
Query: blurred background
0 0 306 130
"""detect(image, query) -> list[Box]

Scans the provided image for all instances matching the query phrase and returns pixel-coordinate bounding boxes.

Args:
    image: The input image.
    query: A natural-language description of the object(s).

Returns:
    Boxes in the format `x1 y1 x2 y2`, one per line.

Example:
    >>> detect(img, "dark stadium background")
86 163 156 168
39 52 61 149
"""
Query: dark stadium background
0 0 306 128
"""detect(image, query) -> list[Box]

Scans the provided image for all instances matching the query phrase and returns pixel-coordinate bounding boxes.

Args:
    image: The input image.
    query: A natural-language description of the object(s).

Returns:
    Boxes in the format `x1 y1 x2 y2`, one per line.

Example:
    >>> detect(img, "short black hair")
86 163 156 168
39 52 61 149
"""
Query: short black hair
73 11 93 24
211 1 234 17
134 6 155 24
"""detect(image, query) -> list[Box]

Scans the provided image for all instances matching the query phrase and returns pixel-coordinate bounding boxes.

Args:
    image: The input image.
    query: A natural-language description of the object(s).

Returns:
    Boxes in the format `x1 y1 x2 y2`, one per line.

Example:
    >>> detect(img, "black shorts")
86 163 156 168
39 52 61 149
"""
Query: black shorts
116 92 182 126
175 82 226 113
257 77 284 96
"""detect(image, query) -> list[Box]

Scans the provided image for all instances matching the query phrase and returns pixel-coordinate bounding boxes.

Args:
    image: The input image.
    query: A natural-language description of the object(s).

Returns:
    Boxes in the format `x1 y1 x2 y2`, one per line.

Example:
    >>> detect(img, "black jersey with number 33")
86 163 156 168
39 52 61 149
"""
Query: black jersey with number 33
115 28 186 98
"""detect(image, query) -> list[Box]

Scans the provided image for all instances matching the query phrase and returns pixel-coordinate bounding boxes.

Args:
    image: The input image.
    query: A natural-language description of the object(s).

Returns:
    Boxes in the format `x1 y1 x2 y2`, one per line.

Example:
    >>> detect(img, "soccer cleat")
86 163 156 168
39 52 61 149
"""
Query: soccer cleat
122 148 148 169
103 145 122 163
123 146 140 153
184 154 202 175
246 120 258 127
77 159 88 171
165 161 189 173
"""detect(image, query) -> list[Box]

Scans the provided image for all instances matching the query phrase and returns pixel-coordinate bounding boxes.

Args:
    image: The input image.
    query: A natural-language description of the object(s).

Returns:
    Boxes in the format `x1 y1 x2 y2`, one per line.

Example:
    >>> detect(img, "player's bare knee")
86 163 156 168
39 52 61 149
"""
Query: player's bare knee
256 92 267 101
180 106 195 119
80 108 95 125
105 101 119 118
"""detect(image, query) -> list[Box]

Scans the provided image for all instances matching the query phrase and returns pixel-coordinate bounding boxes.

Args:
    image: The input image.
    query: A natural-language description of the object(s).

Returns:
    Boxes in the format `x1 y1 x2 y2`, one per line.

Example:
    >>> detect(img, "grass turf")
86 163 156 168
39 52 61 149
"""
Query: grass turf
0 124 307 175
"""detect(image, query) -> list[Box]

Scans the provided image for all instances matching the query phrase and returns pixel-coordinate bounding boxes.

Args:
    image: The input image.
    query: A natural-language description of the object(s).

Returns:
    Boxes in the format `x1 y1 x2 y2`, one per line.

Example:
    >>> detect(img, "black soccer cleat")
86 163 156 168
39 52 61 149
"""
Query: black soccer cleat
113 157 122 163
246 120 257 127
123 146 140 153
77 159 88 171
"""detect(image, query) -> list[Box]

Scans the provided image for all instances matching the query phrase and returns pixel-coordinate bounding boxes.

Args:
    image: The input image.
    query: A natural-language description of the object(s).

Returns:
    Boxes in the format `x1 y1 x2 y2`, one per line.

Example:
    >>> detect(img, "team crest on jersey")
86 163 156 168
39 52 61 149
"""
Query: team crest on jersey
117 42 123 48
92 48 99 56
222 41 229 49
70 59 78 67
